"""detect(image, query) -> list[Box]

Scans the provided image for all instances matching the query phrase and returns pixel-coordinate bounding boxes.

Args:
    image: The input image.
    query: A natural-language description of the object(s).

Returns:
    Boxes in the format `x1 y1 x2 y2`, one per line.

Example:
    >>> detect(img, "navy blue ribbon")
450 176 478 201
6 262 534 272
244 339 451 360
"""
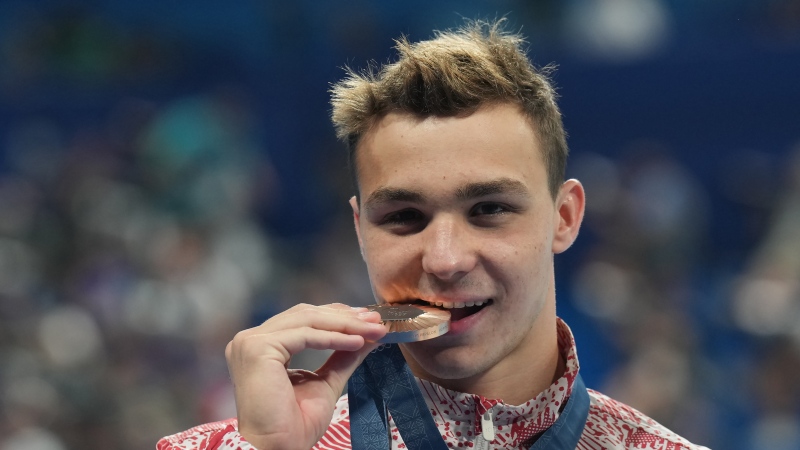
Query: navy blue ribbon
349 344 448 450
348 344 590 450
529 373 589 450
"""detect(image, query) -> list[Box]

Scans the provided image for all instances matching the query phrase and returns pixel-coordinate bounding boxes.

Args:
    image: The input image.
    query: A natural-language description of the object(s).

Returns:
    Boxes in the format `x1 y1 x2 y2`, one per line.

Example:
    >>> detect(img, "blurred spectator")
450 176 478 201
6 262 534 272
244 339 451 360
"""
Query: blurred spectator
569 145 716 442
731 145 800 449
564 0 672 62
0 88 282 448
732 145 800 339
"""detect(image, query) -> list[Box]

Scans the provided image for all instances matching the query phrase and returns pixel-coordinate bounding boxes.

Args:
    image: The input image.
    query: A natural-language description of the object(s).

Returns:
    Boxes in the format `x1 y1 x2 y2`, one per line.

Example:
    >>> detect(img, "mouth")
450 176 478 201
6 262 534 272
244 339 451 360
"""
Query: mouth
400 298 493 322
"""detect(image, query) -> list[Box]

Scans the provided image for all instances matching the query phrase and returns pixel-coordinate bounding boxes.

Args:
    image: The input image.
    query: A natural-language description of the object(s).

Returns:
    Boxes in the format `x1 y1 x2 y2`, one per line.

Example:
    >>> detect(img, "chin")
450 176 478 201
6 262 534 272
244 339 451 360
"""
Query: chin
401 341 493 381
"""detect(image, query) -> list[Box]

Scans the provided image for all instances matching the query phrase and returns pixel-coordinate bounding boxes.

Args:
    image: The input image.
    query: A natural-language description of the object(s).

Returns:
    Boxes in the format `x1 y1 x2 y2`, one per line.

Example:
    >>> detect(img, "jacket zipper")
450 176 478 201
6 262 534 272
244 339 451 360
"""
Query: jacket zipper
474 407 495 450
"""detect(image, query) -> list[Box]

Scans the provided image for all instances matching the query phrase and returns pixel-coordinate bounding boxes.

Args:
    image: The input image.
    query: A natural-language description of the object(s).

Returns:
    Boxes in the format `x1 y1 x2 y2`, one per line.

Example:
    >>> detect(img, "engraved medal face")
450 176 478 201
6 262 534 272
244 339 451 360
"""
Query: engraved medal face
368 304 424 321
367 303 450 343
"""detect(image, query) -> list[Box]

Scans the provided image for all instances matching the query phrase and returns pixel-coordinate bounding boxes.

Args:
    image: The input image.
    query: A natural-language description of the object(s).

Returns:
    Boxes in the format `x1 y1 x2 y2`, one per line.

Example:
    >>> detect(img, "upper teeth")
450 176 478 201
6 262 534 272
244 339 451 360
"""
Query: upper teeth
433 300 487 309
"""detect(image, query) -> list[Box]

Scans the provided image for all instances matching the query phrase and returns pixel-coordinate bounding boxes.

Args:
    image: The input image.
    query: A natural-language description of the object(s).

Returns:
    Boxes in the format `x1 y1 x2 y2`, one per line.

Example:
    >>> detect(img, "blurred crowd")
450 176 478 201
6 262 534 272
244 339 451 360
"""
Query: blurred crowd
1 1 799 450
567 144 800 450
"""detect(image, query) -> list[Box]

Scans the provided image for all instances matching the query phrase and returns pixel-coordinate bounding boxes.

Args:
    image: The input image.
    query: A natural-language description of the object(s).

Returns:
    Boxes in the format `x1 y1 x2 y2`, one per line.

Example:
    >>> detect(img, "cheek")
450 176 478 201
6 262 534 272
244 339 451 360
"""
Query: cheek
363 235 417 285
495 235 551 292
500 229 549 264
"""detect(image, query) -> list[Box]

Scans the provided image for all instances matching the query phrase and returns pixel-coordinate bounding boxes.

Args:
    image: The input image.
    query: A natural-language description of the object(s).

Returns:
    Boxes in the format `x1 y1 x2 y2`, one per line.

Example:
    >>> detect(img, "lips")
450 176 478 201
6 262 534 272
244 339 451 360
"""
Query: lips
447 300 491 321
401 298 493 322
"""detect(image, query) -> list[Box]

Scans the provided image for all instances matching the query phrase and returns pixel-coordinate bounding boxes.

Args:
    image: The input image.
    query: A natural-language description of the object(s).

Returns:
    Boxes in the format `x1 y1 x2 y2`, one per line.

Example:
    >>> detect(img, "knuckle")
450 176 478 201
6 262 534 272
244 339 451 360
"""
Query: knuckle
297 325 315 335
224 341 233 360
288 302 313 312
276 303 315 320
230 329 250 346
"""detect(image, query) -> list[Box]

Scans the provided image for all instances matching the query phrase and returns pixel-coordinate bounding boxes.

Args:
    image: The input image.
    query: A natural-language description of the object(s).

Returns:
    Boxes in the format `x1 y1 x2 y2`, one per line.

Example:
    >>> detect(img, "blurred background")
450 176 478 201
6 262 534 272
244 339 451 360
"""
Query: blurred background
0 1 799 449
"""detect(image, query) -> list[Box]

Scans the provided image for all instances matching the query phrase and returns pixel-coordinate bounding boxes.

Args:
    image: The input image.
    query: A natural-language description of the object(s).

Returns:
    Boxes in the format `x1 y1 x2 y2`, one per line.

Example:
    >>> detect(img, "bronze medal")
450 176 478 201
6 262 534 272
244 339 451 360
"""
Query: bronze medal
367 304 450 343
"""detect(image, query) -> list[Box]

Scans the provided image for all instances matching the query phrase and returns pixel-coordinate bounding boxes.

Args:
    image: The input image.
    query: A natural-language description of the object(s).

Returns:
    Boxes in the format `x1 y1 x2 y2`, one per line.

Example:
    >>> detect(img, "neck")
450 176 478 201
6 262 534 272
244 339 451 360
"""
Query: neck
451 342 564 406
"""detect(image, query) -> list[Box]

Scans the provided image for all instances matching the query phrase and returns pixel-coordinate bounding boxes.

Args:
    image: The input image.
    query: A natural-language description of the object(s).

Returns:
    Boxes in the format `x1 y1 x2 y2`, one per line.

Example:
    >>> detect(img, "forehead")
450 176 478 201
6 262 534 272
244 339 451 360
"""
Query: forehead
354 103 547 198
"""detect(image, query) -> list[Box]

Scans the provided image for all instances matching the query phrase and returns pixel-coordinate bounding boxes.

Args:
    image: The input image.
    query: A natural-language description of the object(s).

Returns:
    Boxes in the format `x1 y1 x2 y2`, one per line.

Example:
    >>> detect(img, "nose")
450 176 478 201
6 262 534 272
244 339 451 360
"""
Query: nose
421 216 477 281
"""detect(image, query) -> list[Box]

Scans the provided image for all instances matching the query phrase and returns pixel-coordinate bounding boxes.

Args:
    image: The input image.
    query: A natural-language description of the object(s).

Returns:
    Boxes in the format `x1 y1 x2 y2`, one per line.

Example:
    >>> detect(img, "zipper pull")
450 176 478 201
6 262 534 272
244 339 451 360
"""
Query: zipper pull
481 409 495 442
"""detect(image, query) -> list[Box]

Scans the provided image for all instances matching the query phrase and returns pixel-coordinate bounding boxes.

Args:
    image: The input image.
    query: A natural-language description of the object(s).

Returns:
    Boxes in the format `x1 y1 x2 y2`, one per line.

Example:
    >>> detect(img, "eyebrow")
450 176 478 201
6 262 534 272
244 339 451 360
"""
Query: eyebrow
364 178 529 212
364 188 425 212
455 178 530 200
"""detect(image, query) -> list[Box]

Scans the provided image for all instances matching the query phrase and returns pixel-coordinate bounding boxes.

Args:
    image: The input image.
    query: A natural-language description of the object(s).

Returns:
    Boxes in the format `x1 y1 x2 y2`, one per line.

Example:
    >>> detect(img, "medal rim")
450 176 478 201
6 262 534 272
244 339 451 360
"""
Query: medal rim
377 320 450 343
366 303 451 343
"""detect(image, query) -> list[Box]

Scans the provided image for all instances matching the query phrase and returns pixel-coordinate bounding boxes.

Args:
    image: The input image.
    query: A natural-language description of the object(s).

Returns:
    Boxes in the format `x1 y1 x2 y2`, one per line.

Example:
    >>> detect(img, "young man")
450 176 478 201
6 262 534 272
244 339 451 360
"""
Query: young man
158 20 710 450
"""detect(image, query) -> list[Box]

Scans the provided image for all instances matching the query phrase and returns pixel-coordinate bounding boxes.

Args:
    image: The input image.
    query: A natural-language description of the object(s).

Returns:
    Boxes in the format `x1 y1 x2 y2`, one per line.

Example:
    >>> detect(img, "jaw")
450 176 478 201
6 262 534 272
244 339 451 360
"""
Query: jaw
400 332 495 385
398 300 499 381
398 286 560 402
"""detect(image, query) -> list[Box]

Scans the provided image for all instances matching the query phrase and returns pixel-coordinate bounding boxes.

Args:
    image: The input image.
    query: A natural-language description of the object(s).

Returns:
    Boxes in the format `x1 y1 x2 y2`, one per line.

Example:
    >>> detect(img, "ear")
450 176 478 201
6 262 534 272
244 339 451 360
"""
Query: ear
551 179 585 254
349 196 366 259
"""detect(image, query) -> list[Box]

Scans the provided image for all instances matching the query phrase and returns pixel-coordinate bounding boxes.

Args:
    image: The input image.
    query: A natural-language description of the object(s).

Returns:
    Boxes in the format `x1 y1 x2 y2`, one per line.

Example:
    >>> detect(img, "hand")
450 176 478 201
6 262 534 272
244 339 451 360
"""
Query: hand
225 303 387 450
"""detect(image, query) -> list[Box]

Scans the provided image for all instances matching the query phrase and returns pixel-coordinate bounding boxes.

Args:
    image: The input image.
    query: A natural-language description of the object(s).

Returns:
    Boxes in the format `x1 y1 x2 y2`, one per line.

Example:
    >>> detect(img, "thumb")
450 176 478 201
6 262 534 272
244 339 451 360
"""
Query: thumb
317 343 381 398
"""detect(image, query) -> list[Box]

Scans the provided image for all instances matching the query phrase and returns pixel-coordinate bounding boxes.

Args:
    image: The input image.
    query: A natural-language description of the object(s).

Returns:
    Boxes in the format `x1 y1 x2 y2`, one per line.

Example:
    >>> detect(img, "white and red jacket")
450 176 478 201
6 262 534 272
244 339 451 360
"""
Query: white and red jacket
158 319 709 450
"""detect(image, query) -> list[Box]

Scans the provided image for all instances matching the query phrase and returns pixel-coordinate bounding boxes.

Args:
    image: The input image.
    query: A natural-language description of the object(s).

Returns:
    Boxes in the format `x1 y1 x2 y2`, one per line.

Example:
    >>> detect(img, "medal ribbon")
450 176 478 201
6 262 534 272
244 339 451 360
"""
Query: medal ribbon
348 344 590 450
349 344 448 450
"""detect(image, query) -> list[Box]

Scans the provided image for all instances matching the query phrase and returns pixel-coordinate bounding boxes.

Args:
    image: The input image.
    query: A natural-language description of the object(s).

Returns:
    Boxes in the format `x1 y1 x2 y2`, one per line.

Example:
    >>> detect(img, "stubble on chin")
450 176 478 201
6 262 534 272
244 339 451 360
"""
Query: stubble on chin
400 340 499 382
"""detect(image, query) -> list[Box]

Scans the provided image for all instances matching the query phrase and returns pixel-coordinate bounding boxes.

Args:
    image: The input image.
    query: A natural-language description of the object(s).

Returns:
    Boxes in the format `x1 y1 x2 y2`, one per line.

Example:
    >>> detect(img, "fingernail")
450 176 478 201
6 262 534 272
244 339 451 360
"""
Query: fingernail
358 311 379 319
351 306 369 313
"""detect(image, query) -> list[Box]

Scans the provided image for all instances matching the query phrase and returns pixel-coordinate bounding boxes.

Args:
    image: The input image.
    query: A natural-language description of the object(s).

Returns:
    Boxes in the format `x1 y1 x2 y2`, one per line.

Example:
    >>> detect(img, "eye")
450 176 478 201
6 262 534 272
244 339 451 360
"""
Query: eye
382 209 424 225
470 202 509 216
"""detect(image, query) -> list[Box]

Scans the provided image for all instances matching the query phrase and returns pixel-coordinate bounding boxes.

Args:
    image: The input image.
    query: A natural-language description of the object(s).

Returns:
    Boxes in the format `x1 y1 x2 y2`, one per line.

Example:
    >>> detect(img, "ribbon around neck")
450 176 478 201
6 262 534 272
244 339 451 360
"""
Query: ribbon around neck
348 344 589 450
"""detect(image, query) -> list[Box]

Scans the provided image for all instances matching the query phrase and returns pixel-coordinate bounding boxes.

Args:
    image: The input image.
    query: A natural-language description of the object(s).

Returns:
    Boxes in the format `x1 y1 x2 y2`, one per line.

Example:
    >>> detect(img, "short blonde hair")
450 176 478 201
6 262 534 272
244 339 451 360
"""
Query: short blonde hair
331 19 567 199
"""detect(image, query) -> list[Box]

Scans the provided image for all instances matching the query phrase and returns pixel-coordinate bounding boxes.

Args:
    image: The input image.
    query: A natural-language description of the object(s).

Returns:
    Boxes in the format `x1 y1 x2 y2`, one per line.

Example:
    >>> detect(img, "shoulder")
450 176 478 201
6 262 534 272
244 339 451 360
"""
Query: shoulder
582 389 711 450
312 394 352 450
155 397 353 450
156 418 251 450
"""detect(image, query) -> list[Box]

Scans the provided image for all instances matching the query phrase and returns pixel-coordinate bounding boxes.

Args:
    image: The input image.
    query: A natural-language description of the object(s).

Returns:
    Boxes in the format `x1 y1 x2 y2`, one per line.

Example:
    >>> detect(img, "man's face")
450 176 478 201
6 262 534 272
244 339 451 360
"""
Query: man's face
350 103 583 383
